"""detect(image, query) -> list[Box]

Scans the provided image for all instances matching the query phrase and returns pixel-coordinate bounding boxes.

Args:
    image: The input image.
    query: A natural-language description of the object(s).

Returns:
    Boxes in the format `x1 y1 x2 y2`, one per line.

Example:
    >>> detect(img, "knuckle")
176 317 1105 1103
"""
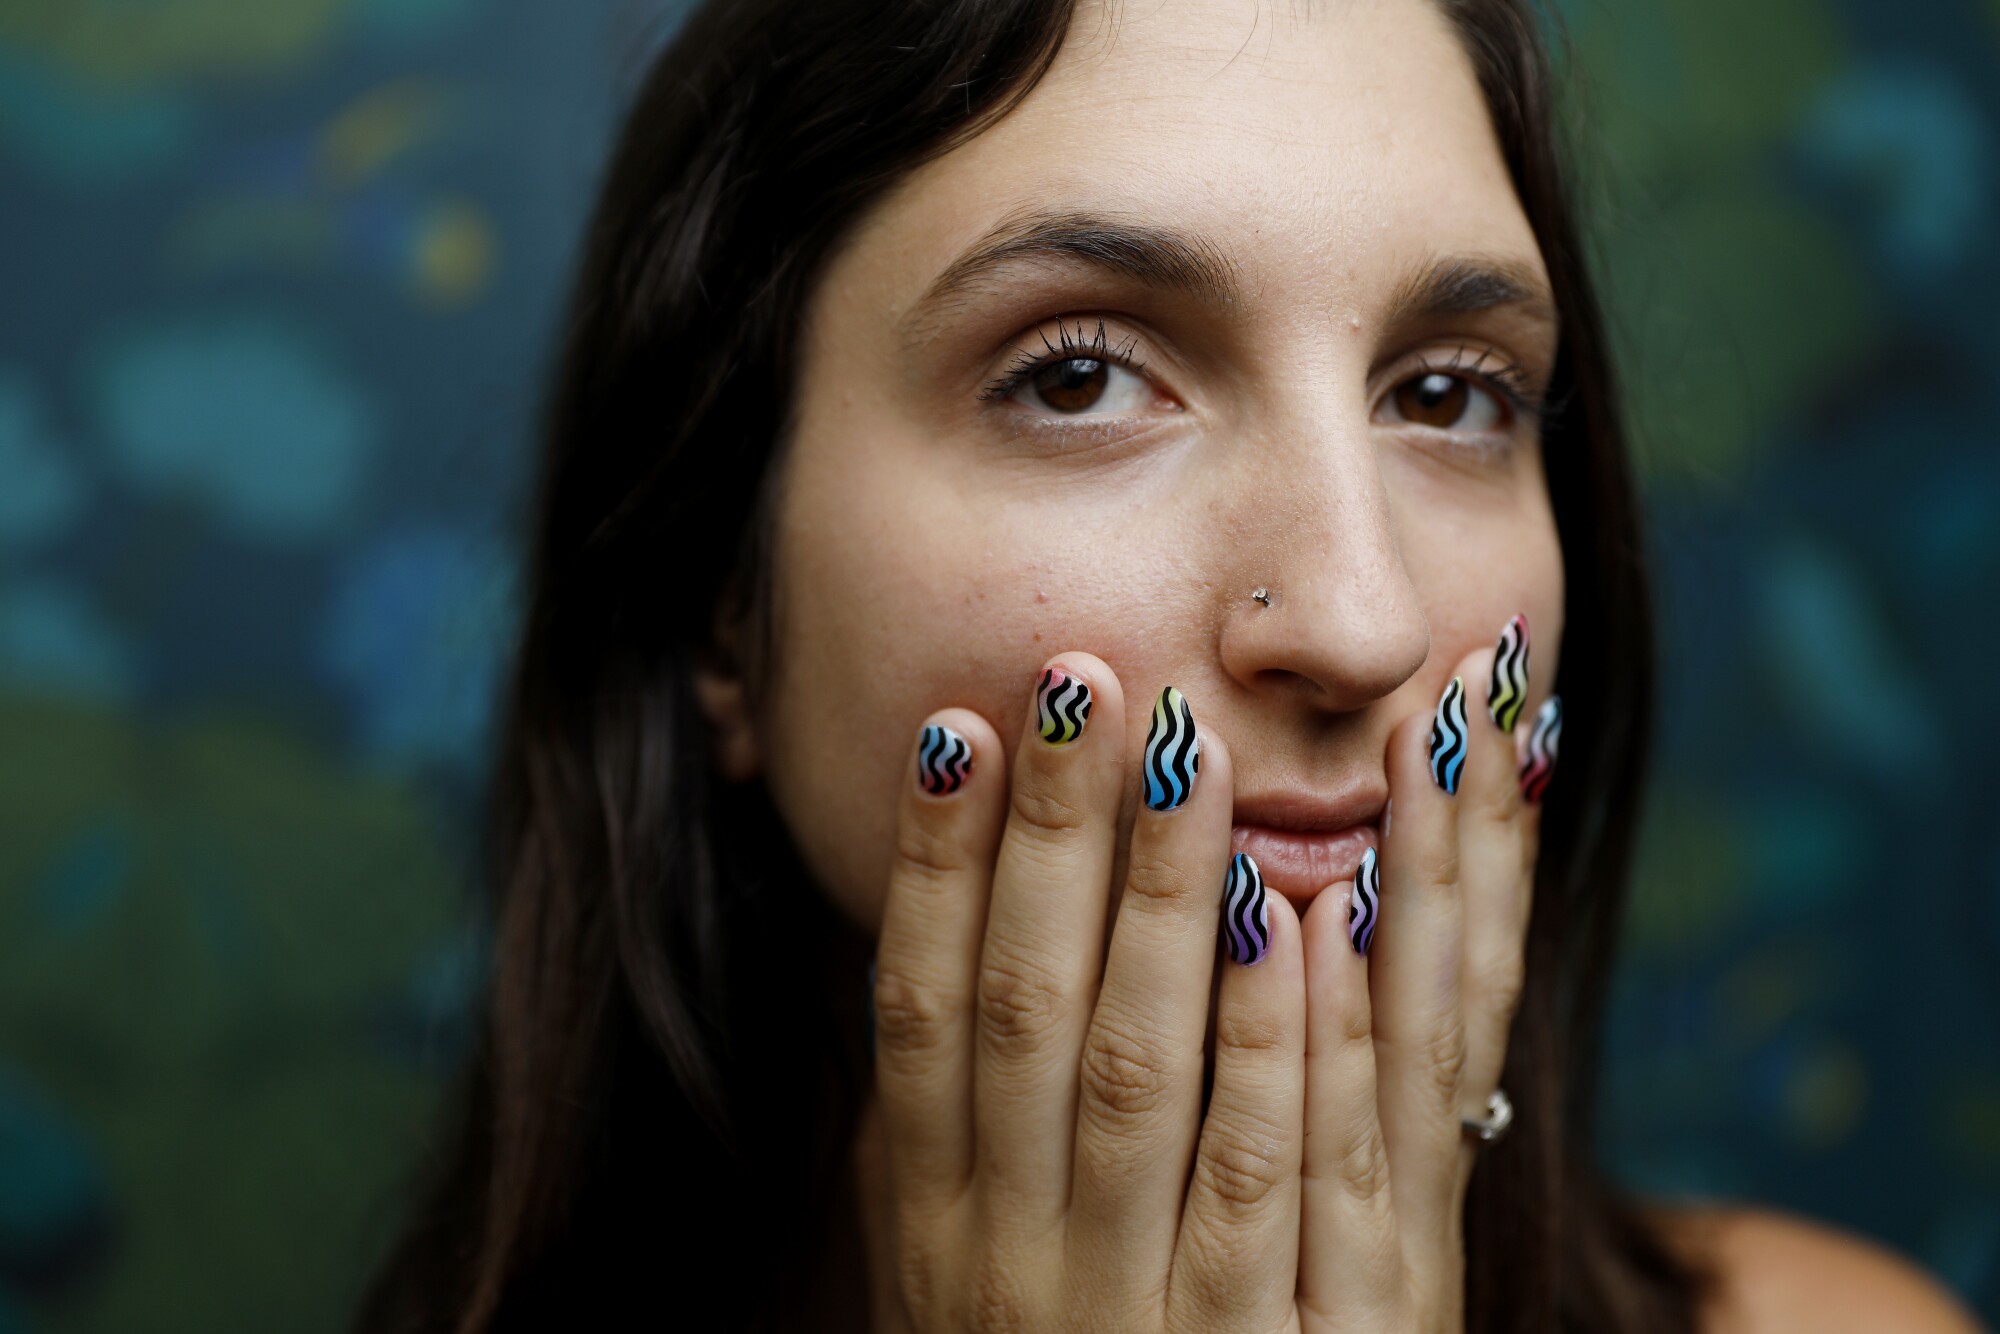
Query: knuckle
1422 847 1461 891
975 948 1065 1048
1079 1013 1174 1123
1009 776 1090 841
894 815 970 883
1421 1019 1469 1101
1487 774 1526 822
1121 845 1192 910
872 967 955 1055
1194 1117 1289 1219
1315 1121 1393 1204
965 1255 1034 1333
1338 997 1375 1046
1214 1006 1289 1060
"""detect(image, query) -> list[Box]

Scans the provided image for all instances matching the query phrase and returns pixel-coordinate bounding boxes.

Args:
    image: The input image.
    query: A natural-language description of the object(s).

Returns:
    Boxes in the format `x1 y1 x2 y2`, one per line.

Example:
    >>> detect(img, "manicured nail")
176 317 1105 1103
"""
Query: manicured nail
1349 846 1380 956
1035 665 1092 746
1222 852 1270 966
1488 614 1530 732
1428 675 1468 794
1518 695 1562 803
1142 685 1200 811
916 722 972 795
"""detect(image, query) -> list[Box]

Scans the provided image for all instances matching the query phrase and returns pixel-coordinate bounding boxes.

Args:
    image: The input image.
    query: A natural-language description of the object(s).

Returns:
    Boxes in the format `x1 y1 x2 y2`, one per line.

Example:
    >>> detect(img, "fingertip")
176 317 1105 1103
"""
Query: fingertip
1029 651 1125 752
1517 693 1563 805
1486 613 1531 733
1139 683 1215 813
1042 650 1125 714
1221 847 1279 969
1261 872 1303 973
1416 673 1471 797
1296 881 1346 963
910 706 1001 800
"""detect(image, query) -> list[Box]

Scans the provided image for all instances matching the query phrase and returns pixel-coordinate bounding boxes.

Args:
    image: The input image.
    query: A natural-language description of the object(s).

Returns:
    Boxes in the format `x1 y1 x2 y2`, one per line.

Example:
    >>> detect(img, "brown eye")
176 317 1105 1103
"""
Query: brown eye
1031 357 1108 412
994 352 1154 418
1386 370 1503 432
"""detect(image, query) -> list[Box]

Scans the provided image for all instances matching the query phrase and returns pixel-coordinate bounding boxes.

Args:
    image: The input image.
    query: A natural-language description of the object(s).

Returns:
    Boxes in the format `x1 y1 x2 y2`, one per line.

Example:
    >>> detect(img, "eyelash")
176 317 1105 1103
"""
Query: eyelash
975 318 1554 430
977 317 1146 403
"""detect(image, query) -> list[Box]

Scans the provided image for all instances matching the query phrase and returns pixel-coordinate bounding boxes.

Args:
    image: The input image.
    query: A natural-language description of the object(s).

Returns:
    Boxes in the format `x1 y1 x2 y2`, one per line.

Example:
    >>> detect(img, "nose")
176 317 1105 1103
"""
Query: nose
1214 419 1432 714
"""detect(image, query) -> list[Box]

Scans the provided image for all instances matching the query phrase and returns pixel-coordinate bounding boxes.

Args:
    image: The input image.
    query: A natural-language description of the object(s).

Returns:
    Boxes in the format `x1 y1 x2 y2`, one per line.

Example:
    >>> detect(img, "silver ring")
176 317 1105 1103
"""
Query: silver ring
1461 1088 1512 1143
1251 587 1270 606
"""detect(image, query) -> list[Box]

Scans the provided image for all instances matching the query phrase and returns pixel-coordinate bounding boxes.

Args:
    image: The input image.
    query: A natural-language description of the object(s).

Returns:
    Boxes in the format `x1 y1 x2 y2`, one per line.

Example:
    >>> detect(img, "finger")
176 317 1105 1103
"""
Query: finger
1369 677 1469 1277
852 1092 915 1334
1298 870 1402 1324
1517 694 1563 806
1067 688 1230 1287
971 654 1126 1223
1461 617 1534 1105
1170 858 1307 1329
873 708 1005 1215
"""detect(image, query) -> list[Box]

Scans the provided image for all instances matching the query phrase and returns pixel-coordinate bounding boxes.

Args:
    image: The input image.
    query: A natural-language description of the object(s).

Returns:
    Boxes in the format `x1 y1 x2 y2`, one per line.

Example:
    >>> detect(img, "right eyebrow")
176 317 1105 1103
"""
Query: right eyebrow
894 205 1561 352
895 205 1243 354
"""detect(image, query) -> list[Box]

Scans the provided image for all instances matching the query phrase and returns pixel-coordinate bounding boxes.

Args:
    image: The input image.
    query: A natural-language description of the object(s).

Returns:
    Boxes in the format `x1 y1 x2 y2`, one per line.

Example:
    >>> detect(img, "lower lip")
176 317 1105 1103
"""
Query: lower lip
1229 821 1378 909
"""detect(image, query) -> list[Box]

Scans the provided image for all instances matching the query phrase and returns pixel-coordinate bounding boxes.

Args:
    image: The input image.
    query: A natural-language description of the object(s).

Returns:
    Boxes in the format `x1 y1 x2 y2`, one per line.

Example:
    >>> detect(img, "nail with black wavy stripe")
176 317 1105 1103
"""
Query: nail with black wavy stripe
1035 665 1092 746
1349 845 1380 956
1142 685 1200 811
1222 852 1270 966
1518 695 1562 803
916 722 972 795
1488 614 1529 733
1428 675 1468 795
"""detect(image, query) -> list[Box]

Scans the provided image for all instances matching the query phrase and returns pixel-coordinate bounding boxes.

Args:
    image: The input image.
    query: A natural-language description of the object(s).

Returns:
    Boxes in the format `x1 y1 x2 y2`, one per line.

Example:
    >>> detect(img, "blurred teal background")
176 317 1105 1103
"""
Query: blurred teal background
0 0 1995 1329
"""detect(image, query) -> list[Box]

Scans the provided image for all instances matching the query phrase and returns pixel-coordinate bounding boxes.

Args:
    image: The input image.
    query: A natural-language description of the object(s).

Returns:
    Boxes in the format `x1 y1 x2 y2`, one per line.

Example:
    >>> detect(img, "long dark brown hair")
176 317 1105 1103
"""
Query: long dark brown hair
351 0 1718 1329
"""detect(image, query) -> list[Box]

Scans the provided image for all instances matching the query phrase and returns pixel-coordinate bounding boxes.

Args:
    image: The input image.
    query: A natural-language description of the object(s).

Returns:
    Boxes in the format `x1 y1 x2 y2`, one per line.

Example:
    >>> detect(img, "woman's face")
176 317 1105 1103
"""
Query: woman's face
719 0 1564 930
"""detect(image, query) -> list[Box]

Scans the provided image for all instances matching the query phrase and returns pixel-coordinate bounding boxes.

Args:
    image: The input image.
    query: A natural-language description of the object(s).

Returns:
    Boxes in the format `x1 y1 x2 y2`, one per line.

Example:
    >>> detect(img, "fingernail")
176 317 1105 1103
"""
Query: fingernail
1428 675 1468 795
1222 852 1270 966
1518 695 1562 803
1142 685 1200 811
1035 665 1092 746
1488 614 1530 732
1349 846 1380 956
916 722 972 795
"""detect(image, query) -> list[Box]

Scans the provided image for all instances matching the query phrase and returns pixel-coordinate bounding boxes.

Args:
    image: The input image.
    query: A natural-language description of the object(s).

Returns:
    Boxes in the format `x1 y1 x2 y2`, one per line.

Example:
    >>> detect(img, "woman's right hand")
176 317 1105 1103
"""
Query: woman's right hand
858 653 1315 1332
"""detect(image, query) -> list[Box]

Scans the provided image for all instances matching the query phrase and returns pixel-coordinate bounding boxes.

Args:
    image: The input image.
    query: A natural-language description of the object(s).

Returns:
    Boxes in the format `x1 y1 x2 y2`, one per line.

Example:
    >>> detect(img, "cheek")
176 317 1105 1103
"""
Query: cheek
1407 484 1566 687
753 436 1056 932
756 440 1196 934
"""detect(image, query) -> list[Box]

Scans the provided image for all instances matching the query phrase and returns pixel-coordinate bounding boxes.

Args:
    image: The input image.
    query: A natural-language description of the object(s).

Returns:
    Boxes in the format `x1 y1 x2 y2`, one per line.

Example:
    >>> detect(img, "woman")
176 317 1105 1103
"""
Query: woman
353 0 1983 1329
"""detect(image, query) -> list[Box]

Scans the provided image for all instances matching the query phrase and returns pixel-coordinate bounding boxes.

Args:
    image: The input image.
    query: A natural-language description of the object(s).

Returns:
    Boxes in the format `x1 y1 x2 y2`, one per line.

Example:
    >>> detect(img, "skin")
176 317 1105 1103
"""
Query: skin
692 0 1990 1329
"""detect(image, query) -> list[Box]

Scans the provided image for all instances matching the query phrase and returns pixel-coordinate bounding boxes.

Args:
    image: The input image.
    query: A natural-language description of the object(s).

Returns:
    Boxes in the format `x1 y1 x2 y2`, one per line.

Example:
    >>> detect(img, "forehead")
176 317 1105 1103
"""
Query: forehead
855 0 1544 321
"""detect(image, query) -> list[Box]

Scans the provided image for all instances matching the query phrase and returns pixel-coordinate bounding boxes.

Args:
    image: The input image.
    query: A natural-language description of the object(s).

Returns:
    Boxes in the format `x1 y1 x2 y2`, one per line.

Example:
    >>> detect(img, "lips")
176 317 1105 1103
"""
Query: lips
1230 789 1385 909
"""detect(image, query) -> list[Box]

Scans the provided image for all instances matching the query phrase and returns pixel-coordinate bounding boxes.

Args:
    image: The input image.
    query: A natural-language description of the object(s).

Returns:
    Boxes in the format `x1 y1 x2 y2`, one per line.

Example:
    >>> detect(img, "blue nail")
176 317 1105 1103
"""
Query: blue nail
1427 676 1467 795
1142 686 1200 811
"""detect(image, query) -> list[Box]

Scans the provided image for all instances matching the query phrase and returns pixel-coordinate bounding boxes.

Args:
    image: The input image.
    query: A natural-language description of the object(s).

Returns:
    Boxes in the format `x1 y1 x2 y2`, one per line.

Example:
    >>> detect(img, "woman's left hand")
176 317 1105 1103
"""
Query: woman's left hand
1295 622 1550 1332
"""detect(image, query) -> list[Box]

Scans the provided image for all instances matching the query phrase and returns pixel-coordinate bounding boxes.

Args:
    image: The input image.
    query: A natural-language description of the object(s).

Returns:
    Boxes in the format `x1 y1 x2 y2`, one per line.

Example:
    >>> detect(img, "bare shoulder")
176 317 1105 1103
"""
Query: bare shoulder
1644 1200 1989 1334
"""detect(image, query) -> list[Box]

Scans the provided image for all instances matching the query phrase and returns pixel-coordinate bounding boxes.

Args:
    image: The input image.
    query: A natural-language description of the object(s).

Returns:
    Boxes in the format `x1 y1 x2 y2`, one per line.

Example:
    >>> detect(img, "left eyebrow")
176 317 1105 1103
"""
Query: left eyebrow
1379 251 1560 343
894 204 1560 351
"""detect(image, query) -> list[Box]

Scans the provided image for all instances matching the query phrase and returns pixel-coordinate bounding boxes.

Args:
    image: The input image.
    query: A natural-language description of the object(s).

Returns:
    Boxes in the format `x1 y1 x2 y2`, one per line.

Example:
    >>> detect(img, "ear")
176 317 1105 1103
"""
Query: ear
692 596 763 784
